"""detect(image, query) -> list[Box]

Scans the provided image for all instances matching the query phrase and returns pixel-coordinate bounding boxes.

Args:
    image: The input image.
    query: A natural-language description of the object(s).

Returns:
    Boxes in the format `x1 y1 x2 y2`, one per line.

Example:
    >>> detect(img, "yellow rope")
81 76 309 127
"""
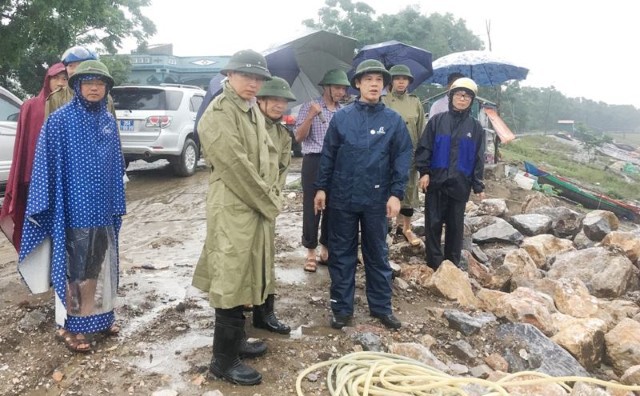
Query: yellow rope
295 351 640 396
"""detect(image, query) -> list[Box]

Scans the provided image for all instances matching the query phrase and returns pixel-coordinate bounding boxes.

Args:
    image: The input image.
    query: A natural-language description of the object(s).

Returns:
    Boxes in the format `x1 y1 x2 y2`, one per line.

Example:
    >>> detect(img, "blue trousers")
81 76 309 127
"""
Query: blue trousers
327 206 393 317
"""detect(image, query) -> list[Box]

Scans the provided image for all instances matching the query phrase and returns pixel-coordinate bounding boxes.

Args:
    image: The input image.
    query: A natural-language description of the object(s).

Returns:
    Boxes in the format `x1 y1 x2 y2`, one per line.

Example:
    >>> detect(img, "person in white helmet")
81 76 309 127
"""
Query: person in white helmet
416 77 486 270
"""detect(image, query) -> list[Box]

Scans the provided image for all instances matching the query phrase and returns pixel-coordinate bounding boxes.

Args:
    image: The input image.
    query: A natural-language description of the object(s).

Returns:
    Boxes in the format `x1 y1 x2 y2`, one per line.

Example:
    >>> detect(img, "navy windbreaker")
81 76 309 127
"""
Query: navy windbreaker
315 100 412 210
415 108 485 201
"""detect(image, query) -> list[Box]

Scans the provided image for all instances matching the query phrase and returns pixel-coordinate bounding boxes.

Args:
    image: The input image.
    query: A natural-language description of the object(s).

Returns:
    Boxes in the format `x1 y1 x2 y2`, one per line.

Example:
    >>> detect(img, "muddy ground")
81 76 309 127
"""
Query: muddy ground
0 157 555 396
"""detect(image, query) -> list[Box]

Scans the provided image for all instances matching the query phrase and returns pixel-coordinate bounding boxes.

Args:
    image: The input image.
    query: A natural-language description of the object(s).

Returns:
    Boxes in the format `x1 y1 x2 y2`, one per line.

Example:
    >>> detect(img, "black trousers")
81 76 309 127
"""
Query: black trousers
424 189 467 269
301 154 328 249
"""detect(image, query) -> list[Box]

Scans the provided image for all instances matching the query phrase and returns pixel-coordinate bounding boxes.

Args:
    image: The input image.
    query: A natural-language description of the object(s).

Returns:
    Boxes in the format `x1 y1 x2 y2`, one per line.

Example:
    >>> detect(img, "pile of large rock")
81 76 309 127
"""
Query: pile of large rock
389 193 640 393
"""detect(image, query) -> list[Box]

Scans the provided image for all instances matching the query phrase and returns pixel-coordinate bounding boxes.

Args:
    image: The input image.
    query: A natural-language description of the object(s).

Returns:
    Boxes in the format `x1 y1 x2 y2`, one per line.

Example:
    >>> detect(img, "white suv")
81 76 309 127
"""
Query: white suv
0 86 23 190
111 84 205 176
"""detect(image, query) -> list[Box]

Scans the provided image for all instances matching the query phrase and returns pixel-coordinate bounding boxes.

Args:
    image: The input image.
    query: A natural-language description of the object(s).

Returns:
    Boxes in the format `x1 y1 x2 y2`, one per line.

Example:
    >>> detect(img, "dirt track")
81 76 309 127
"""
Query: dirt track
0 157 534 396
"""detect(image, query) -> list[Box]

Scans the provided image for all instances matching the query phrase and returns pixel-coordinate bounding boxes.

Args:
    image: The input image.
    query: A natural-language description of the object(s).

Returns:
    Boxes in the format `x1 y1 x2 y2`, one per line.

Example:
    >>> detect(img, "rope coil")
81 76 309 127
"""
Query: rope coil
296 351 640 395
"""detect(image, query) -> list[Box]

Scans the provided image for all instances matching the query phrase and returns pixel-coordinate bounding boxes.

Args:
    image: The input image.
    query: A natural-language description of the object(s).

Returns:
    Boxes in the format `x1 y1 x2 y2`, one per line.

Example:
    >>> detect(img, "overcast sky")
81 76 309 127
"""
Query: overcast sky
122 0 638 108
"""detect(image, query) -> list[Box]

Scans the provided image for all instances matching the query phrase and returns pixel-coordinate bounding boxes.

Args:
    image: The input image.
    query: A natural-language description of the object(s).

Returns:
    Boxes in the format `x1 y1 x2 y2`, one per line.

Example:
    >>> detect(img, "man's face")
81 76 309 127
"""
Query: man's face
355 73 384 104
80 78 107 102
323 85 347 103
49 72 68 92
258 96 288 120
66 61 82 77
391 76 410 93
227 71 265 101
451 89 473 111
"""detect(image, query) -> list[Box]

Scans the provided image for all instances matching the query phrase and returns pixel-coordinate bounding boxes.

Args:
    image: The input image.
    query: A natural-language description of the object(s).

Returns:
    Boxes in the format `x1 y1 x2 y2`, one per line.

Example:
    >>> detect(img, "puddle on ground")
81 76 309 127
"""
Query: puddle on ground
133 332 211 388
276 266 311 285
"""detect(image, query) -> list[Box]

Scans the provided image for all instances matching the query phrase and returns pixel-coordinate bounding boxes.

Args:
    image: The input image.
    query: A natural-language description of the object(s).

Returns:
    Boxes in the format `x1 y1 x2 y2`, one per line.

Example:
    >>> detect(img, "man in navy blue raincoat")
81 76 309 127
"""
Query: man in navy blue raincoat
313 59 412 330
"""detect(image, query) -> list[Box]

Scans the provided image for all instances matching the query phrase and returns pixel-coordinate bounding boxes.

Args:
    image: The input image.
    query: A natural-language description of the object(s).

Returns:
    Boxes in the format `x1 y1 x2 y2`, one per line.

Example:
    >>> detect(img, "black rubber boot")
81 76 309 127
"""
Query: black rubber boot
253 294 291 335
240 337 267 358
209 314 262 385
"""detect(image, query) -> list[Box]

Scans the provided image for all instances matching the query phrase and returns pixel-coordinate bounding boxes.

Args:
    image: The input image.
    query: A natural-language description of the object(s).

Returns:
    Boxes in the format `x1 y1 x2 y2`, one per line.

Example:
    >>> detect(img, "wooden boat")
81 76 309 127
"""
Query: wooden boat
523 162 640 223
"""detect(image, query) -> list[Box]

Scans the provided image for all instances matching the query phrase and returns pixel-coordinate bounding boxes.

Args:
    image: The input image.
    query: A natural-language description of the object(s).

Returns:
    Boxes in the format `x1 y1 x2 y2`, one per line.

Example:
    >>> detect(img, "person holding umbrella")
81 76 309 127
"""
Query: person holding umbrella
313 59 412 330
382 64 426 246
415 77 486 270
294 69 350 273
252 76 296 335
192 49 277 386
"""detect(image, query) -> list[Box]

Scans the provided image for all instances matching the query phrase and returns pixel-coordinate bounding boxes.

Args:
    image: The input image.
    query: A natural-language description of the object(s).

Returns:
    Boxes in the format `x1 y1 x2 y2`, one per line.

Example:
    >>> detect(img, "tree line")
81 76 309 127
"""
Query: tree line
1 0 638 134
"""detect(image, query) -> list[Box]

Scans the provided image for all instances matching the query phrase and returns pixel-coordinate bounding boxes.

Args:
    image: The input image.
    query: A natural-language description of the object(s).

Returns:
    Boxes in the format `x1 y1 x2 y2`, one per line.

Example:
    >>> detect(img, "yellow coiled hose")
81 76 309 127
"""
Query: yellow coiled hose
295 351 640 395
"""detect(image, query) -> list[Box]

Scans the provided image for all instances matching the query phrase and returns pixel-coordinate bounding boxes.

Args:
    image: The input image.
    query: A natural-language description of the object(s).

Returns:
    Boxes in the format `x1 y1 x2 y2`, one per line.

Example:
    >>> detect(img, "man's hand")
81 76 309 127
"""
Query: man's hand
314 190 326 215
475 191 486 200
419 174 430 192
386 196 401 218
309 103 322 119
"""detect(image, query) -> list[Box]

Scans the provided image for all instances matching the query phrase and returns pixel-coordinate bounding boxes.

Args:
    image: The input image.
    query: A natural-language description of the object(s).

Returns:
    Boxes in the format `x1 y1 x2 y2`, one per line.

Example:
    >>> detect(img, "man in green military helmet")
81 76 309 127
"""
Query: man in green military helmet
251 76 296 335
382 64 426 246
295 68 350 273
192 49 276 386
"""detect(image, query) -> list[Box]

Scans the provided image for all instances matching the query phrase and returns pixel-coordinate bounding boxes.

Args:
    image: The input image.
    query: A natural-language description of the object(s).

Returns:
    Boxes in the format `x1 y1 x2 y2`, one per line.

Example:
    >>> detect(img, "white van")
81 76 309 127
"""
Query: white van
0 86 23 190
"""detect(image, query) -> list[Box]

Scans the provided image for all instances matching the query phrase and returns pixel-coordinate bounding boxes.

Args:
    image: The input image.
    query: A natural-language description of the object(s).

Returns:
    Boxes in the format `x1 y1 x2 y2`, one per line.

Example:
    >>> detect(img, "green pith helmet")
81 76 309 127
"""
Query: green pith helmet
68 60 114 89
389 64 414 83
350 59 391 89
257 76 296 101
318 69 350 86
221 49 272 80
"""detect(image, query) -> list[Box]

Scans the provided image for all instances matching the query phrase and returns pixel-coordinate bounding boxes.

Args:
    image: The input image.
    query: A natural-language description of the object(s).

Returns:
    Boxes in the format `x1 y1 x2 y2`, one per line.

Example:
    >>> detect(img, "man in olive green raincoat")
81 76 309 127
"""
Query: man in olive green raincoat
250 76 297 336
192 49 277 386
382 64 426 246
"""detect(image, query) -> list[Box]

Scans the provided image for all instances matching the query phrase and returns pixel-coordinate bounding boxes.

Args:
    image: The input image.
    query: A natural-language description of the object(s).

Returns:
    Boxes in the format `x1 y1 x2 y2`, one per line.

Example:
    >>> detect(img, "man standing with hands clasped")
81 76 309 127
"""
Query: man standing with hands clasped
192 49 278 386
415 77 486 270
313 60 412 330
295 69 350 273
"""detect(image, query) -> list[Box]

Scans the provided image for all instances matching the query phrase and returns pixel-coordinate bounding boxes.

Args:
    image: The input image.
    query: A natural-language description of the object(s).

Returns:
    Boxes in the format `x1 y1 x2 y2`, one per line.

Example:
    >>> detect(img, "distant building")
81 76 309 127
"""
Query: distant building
112 44 230 89
557 120 576 134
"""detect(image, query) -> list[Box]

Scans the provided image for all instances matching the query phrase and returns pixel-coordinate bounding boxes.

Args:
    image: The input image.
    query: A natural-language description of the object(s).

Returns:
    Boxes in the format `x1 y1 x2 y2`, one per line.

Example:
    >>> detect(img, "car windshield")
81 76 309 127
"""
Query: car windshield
111 88 183 111
0 92 20 121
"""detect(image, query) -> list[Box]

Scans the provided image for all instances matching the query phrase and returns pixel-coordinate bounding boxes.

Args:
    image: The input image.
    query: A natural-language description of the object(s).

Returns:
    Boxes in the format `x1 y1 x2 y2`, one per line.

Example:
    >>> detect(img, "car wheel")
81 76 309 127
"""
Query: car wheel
173 137 198 177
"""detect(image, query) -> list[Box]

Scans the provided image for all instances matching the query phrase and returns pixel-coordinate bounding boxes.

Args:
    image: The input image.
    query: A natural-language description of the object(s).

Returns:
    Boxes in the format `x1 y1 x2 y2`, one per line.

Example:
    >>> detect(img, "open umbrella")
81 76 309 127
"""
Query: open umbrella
348 40 433 92
195 29 358 139
199 29 357 111
426 50 528 87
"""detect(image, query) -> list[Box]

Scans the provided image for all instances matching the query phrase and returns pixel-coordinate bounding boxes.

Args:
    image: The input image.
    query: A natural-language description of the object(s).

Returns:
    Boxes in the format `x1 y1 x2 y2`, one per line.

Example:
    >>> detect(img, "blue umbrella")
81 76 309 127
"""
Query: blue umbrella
426 50 529 87
349 40 433 92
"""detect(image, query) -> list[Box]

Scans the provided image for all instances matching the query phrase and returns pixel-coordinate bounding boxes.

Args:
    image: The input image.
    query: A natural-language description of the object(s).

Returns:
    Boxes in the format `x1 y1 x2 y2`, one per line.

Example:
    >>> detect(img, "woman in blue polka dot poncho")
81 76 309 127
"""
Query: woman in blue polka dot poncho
19 60 126 352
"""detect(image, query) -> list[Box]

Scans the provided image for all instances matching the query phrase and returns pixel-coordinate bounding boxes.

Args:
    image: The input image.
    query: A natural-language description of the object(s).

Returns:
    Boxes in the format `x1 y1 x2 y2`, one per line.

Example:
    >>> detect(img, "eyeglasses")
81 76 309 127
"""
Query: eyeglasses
81 79 107 87
453 92 472 100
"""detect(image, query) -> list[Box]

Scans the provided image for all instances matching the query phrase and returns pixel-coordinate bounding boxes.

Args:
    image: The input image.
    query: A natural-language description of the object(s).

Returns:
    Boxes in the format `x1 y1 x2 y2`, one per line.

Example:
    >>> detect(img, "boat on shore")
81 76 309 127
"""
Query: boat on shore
523 161 640 223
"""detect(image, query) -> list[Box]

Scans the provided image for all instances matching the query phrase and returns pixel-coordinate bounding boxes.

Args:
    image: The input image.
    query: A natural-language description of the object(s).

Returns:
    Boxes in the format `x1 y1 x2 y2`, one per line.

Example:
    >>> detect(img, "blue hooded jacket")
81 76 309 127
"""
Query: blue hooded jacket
315 100 412 211
415 98 485 201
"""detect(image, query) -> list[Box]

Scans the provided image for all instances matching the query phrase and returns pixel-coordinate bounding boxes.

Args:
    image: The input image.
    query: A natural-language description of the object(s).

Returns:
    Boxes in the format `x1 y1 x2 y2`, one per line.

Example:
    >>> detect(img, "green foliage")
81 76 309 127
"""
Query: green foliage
100 55 132 87
303 0 483 54
0 0 155 96
303 1 640 135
